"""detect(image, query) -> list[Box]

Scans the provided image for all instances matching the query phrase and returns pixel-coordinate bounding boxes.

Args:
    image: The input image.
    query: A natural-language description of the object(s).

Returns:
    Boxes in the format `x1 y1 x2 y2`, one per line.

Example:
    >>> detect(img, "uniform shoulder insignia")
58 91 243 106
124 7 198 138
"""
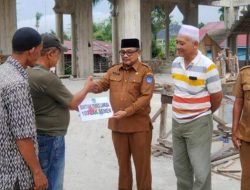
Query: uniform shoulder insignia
145 74 154 84
240 65 250 71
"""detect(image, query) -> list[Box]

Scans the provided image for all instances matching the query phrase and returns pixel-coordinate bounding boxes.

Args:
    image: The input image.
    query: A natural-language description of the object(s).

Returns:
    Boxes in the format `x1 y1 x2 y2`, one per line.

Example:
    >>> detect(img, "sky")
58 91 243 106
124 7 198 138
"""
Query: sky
17 0 220 34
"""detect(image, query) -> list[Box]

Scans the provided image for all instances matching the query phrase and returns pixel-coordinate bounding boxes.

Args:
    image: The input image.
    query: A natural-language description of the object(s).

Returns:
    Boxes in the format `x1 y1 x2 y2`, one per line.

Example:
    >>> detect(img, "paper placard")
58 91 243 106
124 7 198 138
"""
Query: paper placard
78 97 113 121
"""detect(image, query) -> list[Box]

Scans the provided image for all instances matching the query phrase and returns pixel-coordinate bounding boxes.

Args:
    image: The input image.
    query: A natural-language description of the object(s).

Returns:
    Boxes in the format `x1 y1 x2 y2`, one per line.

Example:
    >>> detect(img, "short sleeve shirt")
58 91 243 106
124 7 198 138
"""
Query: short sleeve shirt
27 64 73 136
0 57 37 189
233 67 250 142
171 50 222 123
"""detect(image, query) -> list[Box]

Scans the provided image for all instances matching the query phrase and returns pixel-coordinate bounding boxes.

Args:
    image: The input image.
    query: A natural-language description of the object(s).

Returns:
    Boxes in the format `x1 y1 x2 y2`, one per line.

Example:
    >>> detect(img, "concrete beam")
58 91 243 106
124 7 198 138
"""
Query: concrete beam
212 0 250 7
0 0 17 55
54 0 75 14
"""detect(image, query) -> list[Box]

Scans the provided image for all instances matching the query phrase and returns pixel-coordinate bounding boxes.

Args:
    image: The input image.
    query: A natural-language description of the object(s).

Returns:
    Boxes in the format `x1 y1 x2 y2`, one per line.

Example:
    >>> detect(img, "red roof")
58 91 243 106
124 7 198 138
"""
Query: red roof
199 21 225 40
237 35 247 47
200 21 247 48
63 40 112 56
64 41 72 55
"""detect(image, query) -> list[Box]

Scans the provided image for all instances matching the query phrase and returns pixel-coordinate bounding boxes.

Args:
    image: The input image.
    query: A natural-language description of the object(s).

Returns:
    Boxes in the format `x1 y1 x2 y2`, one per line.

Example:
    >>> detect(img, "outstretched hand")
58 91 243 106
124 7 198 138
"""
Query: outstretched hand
84 76 96 92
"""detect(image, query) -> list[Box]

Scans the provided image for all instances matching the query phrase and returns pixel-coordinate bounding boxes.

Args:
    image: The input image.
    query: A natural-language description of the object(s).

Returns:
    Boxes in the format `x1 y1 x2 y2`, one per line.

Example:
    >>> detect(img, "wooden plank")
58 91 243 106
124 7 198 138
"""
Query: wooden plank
151 108 163 122
211 154 240 167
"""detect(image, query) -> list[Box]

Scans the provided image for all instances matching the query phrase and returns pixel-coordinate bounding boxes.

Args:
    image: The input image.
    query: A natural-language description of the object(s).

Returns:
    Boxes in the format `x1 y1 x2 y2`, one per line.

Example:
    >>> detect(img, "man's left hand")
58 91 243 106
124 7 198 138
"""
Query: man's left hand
112 111 127 119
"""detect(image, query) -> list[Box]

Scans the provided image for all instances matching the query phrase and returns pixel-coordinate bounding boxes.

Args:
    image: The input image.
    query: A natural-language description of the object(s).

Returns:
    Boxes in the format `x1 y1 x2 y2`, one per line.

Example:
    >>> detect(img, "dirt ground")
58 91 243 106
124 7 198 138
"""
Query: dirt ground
62 74 240 190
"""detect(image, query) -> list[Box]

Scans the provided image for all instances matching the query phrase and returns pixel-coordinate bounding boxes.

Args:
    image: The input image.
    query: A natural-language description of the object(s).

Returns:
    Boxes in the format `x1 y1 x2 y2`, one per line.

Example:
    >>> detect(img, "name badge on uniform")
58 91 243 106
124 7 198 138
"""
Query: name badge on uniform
146 75 153 84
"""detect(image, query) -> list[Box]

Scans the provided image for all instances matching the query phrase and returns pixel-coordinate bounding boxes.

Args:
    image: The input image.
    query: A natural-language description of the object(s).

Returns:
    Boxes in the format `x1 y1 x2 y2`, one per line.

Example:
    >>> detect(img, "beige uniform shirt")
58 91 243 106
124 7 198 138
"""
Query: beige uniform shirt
96 61 155 133
233 66 250 142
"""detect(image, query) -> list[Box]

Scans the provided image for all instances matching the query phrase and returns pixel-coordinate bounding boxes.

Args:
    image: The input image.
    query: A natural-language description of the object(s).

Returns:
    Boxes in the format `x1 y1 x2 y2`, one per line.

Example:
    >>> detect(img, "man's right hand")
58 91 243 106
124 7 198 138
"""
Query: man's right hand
33 169 48 190
84 76 99 93
232 134 241 150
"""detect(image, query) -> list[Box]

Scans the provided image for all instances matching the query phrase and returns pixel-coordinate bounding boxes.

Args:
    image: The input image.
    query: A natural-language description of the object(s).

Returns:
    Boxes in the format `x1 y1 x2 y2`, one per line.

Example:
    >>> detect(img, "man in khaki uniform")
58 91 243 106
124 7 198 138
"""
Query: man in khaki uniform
232 65 250 190
91 38 154 190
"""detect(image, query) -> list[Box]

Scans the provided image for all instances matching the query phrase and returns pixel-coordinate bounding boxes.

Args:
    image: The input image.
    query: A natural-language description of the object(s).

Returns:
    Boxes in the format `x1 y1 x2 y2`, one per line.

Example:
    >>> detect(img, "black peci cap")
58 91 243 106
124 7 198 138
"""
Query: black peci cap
121 38 140 49
12 27 42 52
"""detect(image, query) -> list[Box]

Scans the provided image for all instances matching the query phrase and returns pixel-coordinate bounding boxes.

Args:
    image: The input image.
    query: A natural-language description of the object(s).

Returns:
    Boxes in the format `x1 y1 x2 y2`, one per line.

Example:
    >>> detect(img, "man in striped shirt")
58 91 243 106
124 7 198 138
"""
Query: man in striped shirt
171 25 222 190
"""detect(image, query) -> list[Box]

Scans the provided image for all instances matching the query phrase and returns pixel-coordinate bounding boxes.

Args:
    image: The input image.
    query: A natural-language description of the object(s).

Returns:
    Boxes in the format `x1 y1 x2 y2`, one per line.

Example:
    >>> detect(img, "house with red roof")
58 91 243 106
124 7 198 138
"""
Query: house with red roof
63 40 112 73
200 21 248 61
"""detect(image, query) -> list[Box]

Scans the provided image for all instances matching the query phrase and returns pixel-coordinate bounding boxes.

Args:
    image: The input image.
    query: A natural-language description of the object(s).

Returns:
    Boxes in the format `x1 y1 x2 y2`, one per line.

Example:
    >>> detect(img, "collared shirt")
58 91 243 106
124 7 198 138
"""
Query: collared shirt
0 57 37 189
233 66 250 142
171 50 222 123
96 61 155 132
27 64 73 136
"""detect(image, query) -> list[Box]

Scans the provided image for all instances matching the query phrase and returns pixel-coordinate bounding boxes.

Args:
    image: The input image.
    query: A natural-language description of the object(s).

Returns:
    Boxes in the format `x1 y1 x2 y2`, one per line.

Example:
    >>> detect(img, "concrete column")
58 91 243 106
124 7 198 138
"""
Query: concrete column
112 0 119 64
181 2 198 26
55 13 65 76
228 35 237 56
71 14 77 77
0 0 17 55
140 0 152 61
117 0 141 49
224 6 239 29
75 0 93 77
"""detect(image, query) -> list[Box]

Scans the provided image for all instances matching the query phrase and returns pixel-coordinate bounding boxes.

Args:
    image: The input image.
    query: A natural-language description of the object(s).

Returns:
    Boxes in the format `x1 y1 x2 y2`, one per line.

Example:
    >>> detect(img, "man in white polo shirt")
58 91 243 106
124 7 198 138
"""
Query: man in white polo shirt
171 25 222 190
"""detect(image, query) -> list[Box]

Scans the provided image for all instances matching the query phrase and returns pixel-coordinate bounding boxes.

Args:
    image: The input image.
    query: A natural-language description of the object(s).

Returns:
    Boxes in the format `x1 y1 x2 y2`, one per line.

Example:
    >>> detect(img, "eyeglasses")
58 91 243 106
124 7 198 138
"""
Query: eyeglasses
119 49 138 56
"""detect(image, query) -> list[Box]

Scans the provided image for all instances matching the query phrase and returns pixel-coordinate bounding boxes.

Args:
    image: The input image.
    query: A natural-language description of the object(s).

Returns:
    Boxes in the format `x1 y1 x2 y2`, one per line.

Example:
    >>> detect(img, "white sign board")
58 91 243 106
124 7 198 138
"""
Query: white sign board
78 97 113 121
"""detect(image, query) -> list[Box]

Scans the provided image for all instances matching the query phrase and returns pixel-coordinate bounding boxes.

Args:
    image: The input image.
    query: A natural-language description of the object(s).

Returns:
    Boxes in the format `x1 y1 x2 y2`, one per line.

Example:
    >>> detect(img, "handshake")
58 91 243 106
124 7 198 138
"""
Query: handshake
83 76 99 93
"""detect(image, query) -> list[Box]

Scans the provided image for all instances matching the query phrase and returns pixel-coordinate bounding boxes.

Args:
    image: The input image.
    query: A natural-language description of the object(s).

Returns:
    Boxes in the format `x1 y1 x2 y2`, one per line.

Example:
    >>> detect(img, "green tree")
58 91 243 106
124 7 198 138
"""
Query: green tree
151 40 162 58
92 0 101 5
151 7 174 58
151 7 166 41
93 17 112 42
198 22 205 28
35 12 43 31
63 32 71 40
169 37 176 56
240 6 248 15
218 7 224 21
50 30 56 35
49 30 71 41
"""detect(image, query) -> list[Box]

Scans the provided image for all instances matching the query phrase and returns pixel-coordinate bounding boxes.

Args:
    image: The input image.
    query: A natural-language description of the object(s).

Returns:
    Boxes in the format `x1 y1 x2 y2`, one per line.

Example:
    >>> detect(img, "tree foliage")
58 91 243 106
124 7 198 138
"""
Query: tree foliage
169 37 176 56
151 7 166 40
151 7 177 59
93 17 112 42
35 12 43 31
218 7 224 21
198 22 205 28
49 30 71 41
